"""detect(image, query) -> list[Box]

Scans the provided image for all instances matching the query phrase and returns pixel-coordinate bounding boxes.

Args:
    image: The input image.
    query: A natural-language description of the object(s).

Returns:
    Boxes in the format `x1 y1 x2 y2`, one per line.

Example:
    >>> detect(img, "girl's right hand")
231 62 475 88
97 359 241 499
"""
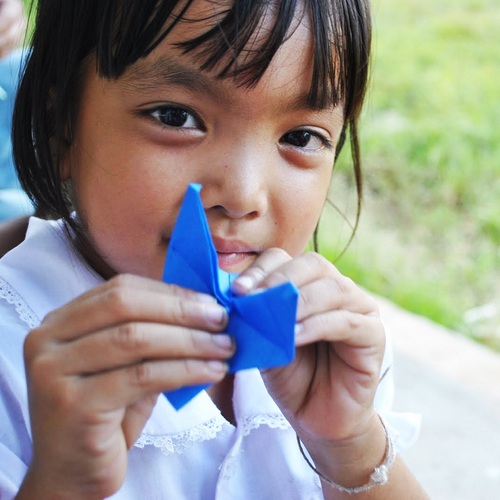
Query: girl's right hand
18 274 232 500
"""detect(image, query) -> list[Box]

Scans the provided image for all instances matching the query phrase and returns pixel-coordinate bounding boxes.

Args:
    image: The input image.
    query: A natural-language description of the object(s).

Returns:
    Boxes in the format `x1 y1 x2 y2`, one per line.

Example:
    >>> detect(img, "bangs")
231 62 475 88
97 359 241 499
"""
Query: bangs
97 0 370 116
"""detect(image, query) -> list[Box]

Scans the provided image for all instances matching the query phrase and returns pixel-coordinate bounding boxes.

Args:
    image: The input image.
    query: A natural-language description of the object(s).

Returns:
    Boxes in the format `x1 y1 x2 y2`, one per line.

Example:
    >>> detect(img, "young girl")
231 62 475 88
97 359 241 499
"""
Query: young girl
0 0 427 498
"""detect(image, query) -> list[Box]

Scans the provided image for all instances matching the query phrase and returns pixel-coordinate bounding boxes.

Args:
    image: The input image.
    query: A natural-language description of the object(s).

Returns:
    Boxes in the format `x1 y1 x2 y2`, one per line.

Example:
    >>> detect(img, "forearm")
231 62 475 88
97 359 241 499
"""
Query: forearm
318 456 429 500
298 413 429 500
16 470 91 500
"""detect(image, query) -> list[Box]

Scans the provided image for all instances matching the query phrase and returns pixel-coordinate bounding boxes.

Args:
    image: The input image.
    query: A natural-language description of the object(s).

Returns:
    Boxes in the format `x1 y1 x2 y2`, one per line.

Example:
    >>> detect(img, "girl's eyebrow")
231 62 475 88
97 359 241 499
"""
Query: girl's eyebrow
120 55 231 103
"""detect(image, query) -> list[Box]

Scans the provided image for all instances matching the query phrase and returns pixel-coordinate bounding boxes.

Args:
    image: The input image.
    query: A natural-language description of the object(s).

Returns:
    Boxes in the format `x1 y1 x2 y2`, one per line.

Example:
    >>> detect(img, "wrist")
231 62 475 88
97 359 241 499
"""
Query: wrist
17 463 97 500
297 412 394 492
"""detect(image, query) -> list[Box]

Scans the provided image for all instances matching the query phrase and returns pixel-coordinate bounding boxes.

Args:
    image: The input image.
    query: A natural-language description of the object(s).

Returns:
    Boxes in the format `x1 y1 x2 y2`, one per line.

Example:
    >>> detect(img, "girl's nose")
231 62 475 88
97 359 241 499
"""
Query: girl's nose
200 147 270 220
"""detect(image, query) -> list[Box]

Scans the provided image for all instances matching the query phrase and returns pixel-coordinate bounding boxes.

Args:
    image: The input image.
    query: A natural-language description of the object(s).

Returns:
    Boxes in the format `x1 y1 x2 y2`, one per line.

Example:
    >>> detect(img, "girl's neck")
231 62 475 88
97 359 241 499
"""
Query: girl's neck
70 228 116 280
206 374 236 425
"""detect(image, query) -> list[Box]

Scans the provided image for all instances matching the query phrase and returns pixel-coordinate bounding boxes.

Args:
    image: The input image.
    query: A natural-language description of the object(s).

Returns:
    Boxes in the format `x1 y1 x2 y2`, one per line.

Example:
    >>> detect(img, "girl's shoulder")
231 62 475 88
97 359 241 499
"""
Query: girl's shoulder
0 217 102 326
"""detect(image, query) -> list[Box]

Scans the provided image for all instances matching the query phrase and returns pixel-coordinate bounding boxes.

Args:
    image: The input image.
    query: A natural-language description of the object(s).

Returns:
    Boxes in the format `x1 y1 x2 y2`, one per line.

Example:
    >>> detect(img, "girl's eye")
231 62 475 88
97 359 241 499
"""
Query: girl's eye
149 106 201 129
280 130 331 151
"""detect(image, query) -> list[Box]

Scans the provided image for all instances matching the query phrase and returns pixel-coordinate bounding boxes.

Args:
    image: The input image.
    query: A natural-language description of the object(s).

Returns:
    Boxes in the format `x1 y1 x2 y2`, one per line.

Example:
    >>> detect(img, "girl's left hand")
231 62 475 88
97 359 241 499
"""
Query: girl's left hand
231 248 385 445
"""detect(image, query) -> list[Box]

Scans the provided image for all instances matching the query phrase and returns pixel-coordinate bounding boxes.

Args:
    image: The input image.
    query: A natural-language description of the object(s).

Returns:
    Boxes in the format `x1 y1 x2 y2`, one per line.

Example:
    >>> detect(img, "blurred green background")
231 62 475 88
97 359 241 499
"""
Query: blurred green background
324 0 500 350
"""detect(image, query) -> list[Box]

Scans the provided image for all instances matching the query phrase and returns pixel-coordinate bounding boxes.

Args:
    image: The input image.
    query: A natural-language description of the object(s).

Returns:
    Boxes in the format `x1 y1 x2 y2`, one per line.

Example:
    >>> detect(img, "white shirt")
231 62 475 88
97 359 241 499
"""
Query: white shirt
0 217 420 499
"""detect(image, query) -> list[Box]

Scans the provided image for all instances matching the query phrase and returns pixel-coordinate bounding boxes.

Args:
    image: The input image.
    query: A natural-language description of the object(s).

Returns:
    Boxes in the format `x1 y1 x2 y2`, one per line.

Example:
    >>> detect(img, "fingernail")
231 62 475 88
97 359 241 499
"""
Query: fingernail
205 305 227 326
232 275 254 293
212 334 234 351
294 322 303 337
194 293 217 304
207 360 228 373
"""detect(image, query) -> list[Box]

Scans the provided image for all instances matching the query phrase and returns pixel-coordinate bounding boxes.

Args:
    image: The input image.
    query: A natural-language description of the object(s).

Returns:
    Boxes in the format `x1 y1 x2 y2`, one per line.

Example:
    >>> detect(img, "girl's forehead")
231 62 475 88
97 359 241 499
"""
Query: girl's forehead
120 1 318 99
167 0 310 62
170 0 296 34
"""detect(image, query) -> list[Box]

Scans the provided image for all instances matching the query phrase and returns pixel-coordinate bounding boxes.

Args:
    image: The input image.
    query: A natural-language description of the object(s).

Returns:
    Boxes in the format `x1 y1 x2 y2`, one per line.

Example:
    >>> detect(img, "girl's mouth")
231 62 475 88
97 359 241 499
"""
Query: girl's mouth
212 236 259 273
216 251 257 273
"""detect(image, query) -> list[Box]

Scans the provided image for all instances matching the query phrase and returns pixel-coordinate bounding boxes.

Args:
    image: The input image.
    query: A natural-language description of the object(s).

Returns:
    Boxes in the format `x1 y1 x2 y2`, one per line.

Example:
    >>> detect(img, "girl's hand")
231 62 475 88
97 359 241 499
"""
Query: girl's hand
232 249 387 485
0 0 26 58
20 274 233 499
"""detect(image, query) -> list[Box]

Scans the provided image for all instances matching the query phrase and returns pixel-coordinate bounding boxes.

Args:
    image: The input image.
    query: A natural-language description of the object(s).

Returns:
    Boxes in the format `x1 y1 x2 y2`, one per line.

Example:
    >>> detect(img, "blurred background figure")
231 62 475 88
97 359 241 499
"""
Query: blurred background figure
0 0 32 222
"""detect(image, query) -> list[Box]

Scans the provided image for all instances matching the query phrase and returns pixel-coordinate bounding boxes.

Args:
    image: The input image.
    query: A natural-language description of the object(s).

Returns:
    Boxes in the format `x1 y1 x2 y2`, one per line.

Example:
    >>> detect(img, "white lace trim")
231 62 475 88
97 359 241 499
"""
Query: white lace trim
239 413 291 436
134 414 227 456
134 412 291 456
0 277 40 328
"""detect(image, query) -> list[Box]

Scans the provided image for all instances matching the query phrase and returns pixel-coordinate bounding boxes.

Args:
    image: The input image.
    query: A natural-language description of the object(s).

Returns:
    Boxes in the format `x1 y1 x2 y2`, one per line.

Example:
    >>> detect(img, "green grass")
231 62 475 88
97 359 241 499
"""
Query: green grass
322 0 500 350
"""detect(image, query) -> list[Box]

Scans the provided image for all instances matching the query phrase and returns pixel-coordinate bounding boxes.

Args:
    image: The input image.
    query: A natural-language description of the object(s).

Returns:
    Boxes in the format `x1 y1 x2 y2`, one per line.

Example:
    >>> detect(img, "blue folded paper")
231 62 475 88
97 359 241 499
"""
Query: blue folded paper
162 184 299 410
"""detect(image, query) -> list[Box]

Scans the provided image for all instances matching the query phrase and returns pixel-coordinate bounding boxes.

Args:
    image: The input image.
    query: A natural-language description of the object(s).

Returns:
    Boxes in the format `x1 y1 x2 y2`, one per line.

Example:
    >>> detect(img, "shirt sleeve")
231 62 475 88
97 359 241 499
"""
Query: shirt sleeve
374 328 422 452
0 298 33 497
0 443 29 500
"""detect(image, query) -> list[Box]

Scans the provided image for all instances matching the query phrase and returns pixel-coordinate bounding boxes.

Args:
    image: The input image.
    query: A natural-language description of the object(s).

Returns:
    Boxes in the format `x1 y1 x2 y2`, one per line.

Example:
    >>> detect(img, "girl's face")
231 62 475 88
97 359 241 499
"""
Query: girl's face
63 2 344 280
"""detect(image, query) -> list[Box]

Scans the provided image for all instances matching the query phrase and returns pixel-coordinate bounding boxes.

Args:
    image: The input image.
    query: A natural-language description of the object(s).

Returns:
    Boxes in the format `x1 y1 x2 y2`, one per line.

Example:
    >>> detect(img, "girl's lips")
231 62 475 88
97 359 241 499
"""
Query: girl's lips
211 236 255 253
216 251 257 272
212 236 259 273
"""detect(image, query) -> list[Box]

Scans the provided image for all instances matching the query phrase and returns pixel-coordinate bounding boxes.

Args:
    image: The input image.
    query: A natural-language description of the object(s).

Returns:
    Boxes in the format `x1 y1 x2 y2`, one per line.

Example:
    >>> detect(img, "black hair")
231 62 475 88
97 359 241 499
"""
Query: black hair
13 0 371 239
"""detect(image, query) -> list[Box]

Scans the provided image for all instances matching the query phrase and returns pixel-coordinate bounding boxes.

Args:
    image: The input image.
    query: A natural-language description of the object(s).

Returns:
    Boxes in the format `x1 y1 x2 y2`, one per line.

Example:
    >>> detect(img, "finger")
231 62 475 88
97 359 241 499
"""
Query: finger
39 274 226 341
238 251 378 315
235 252 344 296
231 248 292 294
296 276 379 321
295 311 385 381
267 252 345 287
56 324 235 375
295 309 385 350
48 273 219 321
79 357 229 411
122 394 159 449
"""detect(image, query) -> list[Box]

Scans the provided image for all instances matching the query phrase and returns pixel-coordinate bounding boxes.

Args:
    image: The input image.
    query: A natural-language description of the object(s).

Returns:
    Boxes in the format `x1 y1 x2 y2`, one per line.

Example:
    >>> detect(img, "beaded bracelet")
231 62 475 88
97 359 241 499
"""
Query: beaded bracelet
296 415 396 495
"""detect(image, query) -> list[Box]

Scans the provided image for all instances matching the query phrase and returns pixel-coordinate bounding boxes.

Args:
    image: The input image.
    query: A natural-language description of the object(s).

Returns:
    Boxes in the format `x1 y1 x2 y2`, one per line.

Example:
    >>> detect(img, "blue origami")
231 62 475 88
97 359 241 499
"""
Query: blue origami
162 184 298 409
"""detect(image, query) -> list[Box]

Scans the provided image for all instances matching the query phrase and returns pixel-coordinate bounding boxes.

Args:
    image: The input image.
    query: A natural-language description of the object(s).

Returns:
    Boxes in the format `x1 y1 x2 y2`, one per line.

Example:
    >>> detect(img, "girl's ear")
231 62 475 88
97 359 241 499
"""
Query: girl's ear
49 135 72 181
47 86 73 181
59 154 72 182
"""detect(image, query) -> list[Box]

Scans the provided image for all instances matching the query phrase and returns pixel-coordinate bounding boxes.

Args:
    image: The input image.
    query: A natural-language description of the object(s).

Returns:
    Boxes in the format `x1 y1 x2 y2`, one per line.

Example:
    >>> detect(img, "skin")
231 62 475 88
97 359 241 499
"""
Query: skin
16 2 428 499
0 0 25 58
0 215 29 257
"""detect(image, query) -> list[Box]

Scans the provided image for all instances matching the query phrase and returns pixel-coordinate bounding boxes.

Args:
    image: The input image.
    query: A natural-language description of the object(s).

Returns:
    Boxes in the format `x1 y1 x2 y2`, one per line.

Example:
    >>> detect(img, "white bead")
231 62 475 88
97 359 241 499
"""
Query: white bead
371 465 388 484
